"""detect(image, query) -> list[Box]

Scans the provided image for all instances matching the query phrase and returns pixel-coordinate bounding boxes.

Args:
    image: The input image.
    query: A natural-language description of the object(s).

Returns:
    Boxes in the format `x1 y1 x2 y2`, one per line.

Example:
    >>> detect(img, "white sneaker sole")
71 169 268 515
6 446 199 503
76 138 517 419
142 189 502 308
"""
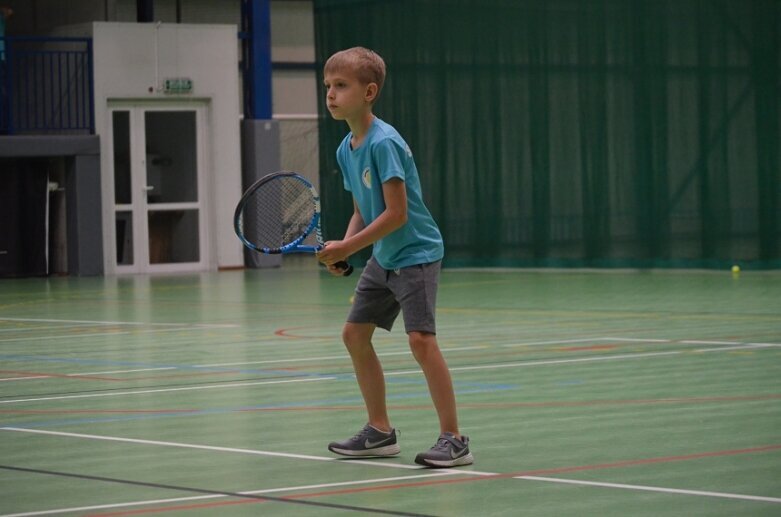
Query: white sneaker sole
328 443 401 457
415 452 474 467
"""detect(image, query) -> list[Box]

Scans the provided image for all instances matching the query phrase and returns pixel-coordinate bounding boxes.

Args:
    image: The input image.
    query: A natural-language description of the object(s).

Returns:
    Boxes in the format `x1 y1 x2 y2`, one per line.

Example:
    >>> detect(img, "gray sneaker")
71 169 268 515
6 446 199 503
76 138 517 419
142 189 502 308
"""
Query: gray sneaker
414 432 474 467
328 424 400 457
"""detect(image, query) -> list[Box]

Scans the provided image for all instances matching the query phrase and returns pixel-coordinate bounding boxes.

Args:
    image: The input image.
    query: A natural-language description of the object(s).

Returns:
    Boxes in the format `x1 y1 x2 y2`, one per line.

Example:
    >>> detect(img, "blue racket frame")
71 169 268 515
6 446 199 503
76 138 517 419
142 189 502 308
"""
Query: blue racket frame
234 172 323 254
234 172 353 275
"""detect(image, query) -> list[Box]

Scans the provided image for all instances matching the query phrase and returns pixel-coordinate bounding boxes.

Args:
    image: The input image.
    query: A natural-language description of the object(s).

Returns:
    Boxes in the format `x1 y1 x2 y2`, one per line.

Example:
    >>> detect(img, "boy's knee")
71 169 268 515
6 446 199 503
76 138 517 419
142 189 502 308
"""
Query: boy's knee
342 323 373 350
408 331 438 362
342 325 359 348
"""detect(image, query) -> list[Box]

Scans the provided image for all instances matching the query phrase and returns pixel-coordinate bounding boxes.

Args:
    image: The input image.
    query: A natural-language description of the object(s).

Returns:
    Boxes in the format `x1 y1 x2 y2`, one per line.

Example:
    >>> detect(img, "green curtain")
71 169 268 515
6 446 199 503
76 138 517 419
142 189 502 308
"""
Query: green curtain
314 0 780 269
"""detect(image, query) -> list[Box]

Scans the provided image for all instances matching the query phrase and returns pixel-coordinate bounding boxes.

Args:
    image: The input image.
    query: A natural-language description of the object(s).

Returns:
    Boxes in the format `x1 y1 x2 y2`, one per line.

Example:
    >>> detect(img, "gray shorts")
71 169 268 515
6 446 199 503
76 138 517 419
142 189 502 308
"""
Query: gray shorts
347 257 441 334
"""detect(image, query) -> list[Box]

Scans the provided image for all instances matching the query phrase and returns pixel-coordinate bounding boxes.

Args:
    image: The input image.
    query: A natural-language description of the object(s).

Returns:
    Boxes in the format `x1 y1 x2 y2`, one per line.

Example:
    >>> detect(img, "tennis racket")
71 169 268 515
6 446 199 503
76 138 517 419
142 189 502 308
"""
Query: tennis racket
234 171 354 276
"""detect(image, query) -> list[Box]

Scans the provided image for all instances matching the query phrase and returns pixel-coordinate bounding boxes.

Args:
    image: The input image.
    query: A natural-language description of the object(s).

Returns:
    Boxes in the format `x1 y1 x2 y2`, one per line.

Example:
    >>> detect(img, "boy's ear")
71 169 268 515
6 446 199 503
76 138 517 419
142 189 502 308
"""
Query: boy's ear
365 83 379 103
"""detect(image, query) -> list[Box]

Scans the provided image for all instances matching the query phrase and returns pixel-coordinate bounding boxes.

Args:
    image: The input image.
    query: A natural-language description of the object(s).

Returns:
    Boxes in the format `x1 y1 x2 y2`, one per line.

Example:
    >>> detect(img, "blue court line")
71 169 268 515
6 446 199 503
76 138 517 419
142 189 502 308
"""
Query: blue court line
0 353 318 376
0 352 520 430
0 385 518 429
0 353 339 381
0 353 518 390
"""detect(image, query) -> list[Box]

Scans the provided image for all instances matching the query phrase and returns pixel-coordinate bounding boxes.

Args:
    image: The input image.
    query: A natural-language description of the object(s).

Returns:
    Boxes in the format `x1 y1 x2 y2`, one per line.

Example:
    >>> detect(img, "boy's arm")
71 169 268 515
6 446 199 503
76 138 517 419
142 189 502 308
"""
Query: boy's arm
343 199 366 239
318 178 407 266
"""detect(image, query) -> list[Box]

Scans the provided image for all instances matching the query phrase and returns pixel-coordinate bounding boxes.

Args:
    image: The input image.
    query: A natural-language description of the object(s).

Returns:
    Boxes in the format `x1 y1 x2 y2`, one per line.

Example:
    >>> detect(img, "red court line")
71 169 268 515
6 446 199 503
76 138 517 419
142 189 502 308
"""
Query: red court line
0 370 121 382
85 443 781 517
238 393 781 412
242 393 781 412
274 326 319 338
455 393 781 409
2 369 304 383
115 370 245 381
273 343 673 372
271 444 781 496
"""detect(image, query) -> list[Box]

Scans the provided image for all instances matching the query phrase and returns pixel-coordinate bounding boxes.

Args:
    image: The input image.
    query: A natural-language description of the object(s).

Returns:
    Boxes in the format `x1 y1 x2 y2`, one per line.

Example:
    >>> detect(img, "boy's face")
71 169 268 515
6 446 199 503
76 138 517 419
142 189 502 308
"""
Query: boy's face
323 70 376 121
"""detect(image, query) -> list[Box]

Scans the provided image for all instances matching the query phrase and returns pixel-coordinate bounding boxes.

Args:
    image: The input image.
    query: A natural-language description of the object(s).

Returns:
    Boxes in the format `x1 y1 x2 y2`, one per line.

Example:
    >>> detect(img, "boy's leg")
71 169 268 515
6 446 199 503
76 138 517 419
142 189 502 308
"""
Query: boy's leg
409 330 473 467
408 331 459 436
328 321 399 457
342 321 391 432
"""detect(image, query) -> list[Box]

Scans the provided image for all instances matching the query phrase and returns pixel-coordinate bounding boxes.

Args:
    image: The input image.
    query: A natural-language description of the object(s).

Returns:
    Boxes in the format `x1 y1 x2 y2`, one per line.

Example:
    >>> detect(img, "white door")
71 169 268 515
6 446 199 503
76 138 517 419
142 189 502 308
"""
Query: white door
109 103 210 274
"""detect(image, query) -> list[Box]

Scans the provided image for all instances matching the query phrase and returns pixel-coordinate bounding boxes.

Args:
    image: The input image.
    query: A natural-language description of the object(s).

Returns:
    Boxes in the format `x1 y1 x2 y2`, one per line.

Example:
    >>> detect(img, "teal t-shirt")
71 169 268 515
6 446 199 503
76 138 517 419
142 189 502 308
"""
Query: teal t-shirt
336 117 444 270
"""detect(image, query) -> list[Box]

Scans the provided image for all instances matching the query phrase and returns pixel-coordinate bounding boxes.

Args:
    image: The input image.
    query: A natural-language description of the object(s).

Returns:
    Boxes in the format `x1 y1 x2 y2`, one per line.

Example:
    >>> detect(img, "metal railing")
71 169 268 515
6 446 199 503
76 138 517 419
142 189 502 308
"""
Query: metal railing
0 36 94 135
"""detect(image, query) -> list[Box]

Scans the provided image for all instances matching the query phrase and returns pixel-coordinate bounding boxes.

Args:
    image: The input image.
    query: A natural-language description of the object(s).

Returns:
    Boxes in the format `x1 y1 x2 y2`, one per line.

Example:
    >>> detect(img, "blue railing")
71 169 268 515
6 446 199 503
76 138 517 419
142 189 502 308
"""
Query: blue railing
0 36 94 135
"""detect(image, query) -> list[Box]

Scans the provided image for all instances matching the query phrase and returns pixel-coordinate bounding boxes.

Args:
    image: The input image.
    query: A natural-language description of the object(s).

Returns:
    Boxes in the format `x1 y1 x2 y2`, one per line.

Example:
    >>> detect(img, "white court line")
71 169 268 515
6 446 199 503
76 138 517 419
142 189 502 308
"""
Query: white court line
386 351 683 376
0 377 336 405
389 342 775 376
0 324 92 333
193 346 487 368
599 337 672 343
0 472 457 517
0 428 423 470
1 428 777 515
696 344 774 353
194 353 409 368
0 368 176 383
518 476 781 504
69 367 177 375
0 317 236 328
0 343 773 404
682 340 742 346
0 327 228 344
601 337 781 348
501 337 608 348
7 336 775 385
0 347 486 384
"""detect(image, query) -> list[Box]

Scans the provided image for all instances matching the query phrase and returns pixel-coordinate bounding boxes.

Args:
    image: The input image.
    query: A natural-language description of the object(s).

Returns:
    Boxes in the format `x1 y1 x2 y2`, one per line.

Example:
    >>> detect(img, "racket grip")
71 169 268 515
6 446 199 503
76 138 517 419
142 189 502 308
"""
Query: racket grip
335 261 354 277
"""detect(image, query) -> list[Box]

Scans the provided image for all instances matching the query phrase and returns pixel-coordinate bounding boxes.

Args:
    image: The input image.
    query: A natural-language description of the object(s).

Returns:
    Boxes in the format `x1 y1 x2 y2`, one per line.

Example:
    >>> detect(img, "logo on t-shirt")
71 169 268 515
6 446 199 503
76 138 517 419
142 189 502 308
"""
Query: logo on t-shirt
361 167 372 189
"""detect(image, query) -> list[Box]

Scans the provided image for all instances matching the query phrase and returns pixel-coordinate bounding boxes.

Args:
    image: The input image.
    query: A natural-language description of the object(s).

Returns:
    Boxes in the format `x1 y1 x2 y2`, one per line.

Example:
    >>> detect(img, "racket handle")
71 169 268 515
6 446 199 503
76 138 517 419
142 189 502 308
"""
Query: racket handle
335 261 354 277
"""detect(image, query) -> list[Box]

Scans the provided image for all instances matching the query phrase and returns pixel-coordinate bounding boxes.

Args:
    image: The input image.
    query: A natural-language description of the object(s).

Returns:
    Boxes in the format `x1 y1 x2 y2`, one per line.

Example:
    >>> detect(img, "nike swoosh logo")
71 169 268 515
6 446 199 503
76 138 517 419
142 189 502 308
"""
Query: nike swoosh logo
365 436 393 448
450 448 468 459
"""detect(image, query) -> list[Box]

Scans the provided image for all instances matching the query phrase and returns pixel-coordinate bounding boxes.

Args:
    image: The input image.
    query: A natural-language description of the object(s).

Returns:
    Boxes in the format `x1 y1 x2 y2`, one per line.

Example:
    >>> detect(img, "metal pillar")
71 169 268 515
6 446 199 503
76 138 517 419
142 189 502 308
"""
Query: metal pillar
241 0 272 120
240 0 280 268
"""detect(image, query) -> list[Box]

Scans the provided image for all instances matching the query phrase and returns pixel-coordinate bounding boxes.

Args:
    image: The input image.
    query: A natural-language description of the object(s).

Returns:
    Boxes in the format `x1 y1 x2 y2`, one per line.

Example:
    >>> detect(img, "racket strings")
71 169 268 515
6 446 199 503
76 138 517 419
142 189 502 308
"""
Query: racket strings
240 177 316 250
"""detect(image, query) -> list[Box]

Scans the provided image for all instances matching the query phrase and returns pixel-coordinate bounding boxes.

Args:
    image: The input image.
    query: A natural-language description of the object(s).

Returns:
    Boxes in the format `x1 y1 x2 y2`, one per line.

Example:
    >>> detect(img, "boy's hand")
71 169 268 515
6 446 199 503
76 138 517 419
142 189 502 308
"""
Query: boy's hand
324 263 348 276
317 241 350 268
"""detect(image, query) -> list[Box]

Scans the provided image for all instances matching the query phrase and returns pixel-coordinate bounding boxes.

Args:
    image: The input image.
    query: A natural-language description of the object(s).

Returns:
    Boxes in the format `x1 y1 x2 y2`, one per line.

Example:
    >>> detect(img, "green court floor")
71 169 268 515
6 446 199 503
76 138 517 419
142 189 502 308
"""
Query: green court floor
0 266 779 516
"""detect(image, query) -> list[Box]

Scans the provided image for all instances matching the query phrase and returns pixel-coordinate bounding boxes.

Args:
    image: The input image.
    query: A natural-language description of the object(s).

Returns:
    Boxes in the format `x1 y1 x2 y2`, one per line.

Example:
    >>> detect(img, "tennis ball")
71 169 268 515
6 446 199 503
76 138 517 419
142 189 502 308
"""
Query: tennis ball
349 295 355 304
731 265 740 274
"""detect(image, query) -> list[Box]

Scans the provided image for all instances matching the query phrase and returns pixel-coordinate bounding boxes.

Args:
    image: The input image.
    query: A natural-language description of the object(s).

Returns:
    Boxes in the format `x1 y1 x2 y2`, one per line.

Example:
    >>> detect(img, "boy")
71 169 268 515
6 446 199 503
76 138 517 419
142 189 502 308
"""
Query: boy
317 47 473 467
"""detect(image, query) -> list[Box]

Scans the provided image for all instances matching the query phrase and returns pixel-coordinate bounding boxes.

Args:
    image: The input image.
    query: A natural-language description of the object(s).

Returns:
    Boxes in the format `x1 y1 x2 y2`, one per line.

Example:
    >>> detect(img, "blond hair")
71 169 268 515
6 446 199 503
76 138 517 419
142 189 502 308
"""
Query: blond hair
324 47 386 103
